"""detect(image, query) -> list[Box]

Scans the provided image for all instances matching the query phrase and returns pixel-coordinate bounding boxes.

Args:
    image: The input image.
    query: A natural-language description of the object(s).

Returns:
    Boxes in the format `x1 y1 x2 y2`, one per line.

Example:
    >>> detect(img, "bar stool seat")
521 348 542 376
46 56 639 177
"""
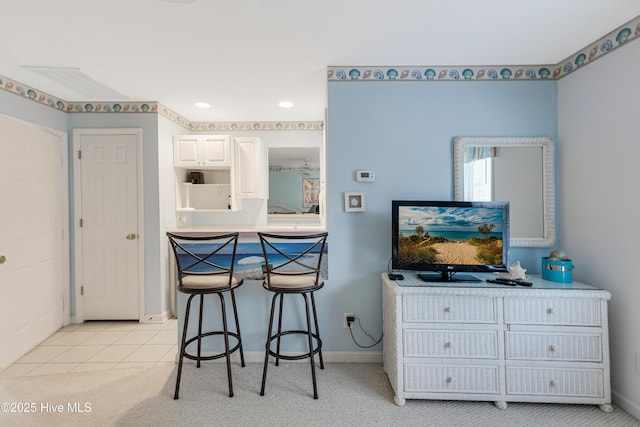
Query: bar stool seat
258 232 328 399
167 232 245 399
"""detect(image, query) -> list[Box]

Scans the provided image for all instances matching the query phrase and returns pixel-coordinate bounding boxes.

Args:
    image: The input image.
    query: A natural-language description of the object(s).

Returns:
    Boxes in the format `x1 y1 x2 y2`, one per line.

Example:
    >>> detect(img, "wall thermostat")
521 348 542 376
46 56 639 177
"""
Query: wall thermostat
356 170 375 182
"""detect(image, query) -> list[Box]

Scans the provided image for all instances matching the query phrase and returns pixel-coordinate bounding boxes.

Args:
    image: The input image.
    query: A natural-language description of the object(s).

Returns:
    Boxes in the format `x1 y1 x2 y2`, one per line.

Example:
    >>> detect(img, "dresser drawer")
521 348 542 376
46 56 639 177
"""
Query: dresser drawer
404 330 498 359
506 367 604 398
405 364 499 394
506 332 602 362
504 297 602 326
403 295 497 323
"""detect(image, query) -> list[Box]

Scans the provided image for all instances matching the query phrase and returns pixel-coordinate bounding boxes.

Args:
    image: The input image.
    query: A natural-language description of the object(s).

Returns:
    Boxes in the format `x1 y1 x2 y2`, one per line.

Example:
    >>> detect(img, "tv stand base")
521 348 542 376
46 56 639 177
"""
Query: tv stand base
417 271 480 282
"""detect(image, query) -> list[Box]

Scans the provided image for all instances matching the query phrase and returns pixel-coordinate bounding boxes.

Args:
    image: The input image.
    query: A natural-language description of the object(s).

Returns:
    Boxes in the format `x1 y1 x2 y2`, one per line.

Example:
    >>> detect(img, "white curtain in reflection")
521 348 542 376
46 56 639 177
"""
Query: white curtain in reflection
464 146 498 163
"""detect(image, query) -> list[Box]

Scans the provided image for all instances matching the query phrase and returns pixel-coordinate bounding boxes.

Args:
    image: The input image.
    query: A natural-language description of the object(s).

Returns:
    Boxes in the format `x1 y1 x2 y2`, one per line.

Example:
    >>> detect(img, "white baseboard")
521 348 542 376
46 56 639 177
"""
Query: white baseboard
612 390 640 421
142 311 172 324
173 351 382 364
71 313 173 324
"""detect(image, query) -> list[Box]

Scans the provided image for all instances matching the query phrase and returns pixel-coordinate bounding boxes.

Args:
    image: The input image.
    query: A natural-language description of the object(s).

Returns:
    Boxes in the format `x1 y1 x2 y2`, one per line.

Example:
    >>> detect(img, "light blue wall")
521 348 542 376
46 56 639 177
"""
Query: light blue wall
326 80 558 351
0 90 68 132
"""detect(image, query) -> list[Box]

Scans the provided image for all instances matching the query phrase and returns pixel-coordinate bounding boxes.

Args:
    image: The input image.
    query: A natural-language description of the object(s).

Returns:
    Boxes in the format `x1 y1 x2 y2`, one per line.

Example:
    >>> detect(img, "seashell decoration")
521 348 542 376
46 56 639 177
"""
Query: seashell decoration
548 249 569 261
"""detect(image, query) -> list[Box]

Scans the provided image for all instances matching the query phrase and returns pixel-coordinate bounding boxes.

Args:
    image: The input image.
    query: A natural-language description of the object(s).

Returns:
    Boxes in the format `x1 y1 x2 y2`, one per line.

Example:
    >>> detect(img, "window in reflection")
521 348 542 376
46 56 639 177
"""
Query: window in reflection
464 157 493 201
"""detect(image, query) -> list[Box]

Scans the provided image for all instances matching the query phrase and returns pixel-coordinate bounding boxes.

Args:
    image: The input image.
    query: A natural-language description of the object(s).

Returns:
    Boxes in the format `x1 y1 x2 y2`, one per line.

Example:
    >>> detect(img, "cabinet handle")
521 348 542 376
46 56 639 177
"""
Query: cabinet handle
549 345 556 352
547 308 554 314
126 233 137 240
444 342 452 349
549 380 556 387
443 307 451 313
446 377 452 384
0 255 5 264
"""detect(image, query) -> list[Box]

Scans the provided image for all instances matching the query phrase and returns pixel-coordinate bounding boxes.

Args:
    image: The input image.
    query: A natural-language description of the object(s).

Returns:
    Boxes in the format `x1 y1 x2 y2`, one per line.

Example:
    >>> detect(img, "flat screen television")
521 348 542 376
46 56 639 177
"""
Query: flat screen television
391 200 510 282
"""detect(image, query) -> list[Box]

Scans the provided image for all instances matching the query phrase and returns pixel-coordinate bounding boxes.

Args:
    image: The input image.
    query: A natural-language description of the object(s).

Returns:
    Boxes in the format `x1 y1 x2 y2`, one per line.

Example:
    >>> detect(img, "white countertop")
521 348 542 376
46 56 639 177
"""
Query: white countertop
385 271 606 292
167 225 327 235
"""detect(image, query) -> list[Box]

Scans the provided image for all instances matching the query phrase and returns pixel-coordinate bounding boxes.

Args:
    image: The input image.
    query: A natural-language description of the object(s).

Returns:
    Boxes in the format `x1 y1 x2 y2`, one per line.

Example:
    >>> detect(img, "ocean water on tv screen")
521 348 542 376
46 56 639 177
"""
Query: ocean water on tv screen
399 229 501 241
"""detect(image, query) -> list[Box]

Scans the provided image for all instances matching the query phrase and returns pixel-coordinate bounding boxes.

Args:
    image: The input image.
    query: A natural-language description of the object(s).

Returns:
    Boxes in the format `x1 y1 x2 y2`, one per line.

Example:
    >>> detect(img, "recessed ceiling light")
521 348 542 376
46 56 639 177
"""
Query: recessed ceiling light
278 101 294 108
194 102 211 109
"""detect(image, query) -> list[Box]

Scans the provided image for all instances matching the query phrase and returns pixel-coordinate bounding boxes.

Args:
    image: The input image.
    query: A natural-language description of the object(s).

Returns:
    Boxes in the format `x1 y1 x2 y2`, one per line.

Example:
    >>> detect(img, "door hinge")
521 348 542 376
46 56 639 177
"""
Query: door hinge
79 218 83 227
78 150 82 159
81 286 84 296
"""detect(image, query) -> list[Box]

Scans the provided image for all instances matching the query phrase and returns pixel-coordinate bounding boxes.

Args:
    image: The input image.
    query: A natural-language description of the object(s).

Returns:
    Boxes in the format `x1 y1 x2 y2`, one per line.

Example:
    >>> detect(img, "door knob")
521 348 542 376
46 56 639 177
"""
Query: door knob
0 255 5 264
126 233 137 240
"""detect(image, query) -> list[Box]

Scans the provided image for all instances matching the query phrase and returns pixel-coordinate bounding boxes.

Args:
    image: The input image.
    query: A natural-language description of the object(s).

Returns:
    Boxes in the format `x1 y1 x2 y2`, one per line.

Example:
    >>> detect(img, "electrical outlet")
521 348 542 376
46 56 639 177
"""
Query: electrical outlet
344 312 354 328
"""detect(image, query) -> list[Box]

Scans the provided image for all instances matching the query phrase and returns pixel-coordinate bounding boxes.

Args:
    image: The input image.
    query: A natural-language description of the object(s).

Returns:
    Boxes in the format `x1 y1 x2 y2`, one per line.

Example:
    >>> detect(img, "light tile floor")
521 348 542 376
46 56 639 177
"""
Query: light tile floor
0 319 178 379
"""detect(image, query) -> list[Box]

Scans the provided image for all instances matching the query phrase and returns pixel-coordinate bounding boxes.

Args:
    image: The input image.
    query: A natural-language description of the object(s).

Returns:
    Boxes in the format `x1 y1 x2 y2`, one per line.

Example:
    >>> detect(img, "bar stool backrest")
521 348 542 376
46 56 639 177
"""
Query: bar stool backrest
258 232 328 291
167 232 240 289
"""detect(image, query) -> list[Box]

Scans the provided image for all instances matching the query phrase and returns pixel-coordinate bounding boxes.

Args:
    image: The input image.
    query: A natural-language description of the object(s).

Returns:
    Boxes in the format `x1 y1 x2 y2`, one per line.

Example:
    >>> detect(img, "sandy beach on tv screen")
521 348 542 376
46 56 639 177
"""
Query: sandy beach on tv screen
431 241 481 264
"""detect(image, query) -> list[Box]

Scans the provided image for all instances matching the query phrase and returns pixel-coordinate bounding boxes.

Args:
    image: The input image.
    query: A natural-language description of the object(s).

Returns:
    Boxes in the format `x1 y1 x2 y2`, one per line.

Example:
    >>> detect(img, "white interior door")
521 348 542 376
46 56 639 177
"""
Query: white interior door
75 129 141 320
0 114 67 370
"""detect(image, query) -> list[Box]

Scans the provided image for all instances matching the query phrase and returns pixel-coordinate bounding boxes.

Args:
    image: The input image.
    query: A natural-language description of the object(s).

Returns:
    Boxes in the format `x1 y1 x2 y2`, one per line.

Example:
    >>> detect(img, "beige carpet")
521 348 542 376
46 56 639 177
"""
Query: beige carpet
0 362 638 427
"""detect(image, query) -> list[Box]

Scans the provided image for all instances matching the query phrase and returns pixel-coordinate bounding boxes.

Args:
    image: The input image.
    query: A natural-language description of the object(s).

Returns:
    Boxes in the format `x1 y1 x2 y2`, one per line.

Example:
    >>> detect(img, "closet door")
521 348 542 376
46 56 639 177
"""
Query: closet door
75 129 141 320
0 114 66 370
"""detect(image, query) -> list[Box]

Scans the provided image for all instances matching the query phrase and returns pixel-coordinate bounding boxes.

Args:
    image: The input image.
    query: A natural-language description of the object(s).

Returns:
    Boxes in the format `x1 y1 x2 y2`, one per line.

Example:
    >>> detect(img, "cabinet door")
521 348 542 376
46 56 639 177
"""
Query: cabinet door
173 137 200 167
173 135 231 168
201 136 231 167
235 137 266 198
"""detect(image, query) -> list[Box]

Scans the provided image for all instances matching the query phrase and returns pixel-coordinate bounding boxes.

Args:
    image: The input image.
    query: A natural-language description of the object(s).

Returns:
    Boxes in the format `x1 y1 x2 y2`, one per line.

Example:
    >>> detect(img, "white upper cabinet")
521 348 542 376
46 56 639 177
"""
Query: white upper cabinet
173 136 199 167
235 137 266 199
200 136 231 167
174 135 231 168
172 135 266 213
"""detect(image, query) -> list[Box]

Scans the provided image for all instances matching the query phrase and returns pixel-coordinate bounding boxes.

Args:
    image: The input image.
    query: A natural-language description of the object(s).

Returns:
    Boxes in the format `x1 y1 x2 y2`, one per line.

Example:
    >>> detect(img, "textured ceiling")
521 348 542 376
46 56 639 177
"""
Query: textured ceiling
1 0 639 122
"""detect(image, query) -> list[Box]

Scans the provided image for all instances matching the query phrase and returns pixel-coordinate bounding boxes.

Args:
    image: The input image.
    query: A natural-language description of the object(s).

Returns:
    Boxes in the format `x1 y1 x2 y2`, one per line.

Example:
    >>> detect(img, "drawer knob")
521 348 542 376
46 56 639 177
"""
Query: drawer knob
444 342 451 349
549 345 556 352
444 307 451 313
549 380 556 387
446 376 452 384
547 308 554 314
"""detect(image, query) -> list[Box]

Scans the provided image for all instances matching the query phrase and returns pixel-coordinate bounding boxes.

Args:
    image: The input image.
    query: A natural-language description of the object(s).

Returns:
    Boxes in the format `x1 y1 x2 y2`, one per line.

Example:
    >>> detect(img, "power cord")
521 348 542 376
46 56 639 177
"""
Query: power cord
346 315 383 348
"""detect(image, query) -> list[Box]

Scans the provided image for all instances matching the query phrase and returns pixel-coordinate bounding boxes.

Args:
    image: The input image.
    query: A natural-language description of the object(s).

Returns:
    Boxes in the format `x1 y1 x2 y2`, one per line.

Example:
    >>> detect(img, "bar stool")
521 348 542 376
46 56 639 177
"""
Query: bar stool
167 232 245 399
258 232 328 399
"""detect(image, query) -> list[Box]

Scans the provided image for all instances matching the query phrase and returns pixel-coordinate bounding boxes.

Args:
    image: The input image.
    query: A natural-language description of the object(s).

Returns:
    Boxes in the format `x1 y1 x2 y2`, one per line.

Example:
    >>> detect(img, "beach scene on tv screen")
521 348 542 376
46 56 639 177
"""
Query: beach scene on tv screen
398 206 504 265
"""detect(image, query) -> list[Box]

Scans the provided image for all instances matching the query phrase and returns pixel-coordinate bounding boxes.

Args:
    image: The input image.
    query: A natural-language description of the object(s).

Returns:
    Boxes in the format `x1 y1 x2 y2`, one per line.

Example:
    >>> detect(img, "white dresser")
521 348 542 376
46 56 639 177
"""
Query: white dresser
381 273 612 410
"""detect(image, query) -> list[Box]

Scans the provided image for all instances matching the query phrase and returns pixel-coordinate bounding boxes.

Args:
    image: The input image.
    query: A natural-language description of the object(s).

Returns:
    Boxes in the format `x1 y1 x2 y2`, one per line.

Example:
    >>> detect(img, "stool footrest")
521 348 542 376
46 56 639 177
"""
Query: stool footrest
183 331 242 362
266 330 322 361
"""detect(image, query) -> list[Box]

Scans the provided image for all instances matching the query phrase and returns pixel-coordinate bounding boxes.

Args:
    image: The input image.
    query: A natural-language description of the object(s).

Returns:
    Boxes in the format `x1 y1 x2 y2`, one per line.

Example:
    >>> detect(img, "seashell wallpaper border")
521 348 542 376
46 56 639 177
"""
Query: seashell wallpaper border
1 15 638 130
329 15 640 82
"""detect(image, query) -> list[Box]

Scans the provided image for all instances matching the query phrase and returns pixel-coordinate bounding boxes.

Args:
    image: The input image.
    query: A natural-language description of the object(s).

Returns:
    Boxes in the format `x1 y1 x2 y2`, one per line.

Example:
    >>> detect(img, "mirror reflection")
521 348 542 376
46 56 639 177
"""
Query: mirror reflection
453 137 555 248
268 148 320 215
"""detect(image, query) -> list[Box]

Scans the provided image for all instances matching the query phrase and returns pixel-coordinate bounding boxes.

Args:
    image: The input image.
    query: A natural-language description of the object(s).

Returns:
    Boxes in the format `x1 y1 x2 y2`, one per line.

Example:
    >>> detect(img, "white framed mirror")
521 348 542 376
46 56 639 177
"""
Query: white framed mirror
453 136 555 247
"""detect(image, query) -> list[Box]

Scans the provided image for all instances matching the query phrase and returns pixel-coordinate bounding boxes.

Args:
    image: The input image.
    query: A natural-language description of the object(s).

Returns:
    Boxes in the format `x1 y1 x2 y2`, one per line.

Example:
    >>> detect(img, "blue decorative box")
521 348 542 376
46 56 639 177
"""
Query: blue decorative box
541 257 574 283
